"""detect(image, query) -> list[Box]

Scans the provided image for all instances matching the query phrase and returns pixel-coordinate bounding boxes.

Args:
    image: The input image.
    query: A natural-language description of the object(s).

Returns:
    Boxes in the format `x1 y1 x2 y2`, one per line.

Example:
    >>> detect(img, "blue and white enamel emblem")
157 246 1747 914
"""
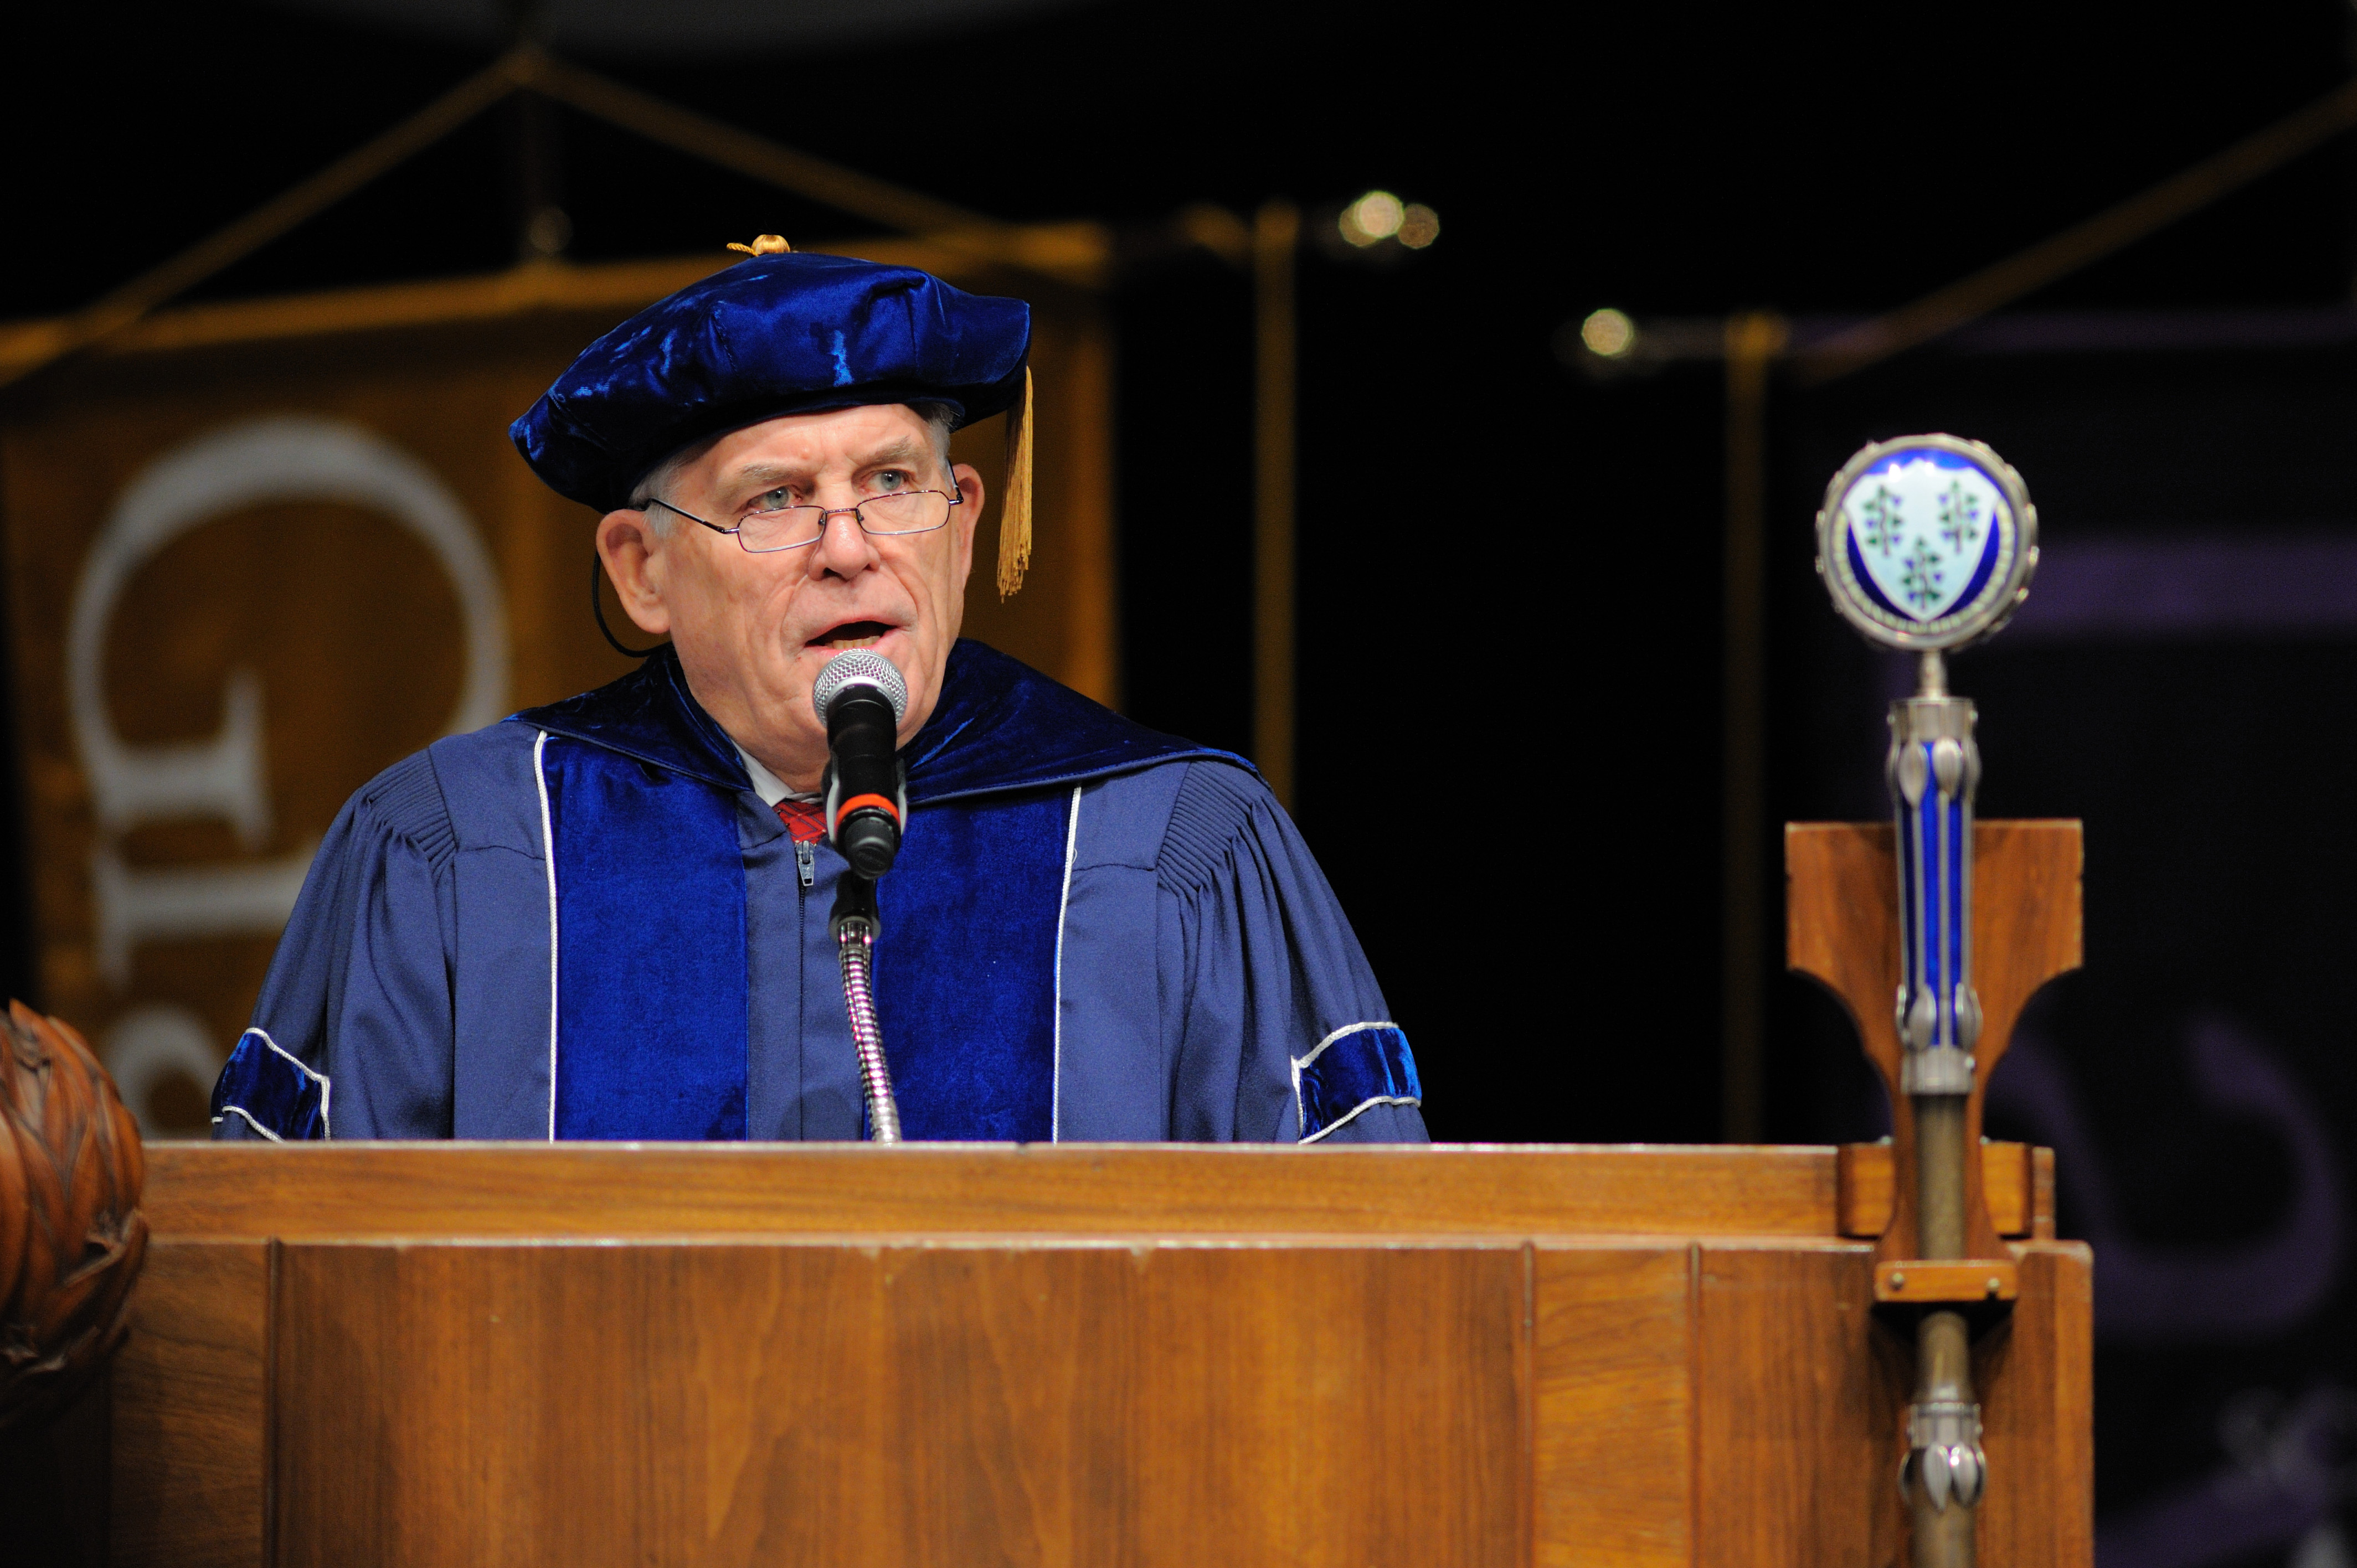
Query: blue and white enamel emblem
1816 434 2037 651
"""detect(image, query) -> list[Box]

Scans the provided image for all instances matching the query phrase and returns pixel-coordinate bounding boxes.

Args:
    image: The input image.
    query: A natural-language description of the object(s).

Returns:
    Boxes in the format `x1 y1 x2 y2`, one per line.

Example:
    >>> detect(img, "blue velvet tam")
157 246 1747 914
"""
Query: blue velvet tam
510 251 1032 513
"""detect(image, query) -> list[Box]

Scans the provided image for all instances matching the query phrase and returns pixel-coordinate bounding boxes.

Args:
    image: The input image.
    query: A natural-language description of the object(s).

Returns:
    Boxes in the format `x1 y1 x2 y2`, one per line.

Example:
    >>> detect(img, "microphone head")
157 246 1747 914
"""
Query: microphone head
812 648 909 725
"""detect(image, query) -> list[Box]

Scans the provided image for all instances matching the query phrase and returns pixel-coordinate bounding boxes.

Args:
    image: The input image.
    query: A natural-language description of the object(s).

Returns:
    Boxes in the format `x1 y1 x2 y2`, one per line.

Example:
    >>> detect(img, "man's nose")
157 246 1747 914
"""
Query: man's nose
810 506 879 576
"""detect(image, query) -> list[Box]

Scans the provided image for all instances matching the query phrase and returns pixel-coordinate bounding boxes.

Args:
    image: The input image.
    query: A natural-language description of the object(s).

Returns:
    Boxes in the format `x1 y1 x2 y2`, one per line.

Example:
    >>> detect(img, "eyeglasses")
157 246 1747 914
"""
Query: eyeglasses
643 485 963 554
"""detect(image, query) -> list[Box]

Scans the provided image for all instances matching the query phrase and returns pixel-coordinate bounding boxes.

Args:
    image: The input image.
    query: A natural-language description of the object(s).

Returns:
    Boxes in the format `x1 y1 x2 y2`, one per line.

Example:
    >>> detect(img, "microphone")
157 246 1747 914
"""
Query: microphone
811 649 909 879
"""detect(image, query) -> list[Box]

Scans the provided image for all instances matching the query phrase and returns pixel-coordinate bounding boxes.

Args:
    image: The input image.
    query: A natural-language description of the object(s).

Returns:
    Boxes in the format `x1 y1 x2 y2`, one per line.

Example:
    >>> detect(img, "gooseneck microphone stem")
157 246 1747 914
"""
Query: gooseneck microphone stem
831 872 900 1144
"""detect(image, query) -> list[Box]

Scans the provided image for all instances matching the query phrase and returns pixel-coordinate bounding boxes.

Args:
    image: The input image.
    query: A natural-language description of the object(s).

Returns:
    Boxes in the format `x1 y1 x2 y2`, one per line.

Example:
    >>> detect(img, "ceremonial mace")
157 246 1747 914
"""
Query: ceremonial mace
1815 435 2037 1568
814 649 913 1143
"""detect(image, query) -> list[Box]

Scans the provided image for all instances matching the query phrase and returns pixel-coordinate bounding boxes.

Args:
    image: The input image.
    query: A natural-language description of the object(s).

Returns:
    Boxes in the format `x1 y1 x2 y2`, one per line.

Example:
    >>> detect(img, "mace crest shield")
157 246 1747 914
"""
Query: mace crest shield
1816 435 2037 651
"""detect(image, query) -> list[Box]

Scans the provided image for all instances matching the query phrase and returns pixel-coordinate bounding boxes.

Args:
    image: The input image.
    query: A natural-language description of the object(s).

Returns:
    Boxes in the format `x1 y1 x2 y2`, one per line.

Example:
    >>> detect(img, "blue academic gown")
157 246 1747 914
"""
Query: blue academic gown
211 640 1425 1145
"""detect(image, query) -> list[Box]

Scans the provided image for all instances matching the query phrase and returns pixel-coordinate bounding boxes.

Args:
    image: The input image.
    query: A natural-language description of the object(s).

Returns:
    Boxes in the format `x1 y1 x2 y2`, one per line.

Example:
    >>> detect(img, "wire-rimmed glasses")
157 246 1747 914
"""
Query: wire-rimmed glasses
644 486 962 553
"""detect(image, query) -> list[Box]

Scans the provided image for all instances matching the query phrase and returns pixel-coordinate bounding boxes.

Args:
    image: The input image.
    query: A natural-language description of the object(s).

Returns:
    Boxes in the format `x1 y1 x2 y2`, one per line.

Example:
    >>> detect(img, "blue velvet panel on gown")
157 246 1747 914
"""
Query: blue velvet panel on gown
874 791 1069 1142
545 737 750 1141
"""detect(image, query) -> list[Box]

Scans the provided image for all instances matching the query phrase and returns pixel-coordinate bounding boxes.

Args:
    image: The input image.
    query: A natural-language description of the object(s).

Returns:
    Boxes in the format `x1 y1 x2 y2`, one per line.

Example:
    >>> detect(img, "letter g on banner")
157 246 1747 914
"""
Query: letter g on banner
71 415 509 852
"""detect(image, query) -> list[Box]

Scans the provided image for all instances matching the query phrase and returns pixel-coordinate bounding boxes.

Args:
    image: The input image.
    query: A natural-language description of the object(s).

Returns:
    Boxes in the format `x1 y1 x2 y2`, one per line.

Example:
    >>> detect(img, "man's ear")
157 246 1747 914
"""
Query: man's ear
949 462 985 591
597 509 672 636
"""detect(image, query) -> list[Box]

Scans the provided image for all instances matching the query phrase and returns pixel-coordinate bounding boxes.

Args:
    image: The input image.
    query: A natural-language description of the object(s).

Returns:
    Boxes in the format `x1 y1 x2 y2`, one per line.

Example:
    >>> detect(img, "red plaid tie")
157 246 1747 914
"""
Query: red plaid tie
773 797 826 845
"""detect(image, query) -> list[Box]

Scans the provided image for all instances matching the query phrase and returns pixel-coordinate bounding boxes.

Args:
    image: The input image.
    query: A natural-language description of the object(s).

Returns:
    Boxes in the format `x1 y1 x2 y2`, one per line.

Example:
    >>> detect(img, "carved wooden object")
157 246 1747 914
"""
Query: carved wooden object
0 999 147 1432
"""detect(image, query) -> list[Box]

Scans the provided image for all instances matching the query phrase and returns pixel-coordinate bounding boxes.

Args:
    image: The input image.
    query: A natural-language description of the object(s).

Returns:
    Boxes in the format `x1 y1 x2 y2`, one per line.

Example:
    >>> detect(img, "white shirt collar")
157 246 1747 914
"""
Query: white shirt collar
731 744 816 807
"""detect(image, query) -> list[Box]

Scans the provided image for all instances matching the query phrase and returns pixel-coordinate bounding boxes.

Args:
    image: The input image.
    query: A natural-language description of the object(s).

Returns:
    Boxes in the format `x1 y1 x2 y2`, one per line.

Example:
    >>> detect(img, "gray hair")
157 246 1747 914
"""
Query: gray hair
631 401 959 535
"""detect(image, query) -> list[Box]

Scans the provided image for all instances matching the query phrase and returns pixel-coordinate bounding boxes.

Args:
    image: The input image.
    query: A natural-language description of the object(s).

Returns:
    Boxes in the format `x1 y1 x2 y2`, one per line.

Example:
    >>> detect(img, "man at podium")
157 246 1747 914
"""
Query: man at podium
210 244 1424 1148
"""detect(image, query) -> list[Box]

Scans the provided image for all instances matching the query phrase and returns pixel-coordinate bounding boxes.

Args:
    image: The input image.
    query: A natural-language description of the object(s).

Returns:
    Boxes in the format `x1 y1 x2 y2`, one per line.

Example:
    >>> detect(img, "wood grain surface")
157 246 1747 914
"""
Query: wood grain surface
2034 1143 2058 1239
140 1142 1847 1240
1974 1241 2097 1566
110 1242 271 1567
1788 821 2083 1263
1533 1245 1694 1567
271 1240 1526 1568
1836 1140 2036 1239
1694 1244 1901 1568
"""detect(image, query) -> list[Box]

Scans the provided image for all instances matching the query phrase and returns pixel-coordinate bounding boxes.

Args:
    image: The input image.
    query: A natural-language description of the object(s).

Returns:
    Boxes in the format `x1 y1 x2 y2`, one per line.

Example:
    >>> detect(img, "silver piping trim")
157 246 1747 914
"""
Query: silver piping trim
534 729 559 1141
1298 1094 1422 1146
1050 784 1083 1142
212 1103 284 1142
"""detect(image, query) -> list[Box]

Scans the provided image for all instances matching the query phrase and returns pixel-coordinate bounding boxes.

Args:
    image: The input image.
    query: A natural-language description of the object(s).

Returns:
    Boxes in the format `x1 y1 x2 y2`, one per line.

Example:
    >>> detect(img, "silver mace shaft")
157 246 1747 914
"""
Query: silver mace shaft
1892 647 1987 1567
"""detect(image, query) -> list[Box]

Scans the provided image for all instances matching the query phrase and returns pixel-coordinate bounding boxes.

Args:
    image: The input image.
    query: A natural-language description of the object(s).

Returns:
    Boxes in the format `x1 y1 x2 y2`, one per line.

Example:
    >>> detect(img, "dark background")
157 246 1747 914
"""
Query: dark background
13 2 2357 1559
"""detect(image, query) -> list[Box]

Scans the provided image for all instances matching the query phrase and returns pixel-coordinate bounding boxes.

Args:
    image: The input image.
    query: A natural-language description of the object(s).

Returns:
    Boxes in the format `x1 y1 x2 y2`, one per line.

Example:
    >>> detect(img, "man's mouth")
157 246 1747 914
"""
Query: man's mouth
809 620 894 651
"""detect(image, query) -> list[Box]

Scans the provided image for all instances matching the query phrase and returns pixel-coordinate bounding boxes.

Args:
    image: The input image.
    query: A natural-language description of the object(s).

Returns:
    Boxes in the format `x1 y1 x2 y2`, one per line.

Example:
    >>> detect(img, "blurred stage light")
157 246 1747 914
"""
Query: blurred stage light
1339 190 1406 247
1397 204 1440 249
526 206 574 259
1581 308 1636 358
1177 202 1252 267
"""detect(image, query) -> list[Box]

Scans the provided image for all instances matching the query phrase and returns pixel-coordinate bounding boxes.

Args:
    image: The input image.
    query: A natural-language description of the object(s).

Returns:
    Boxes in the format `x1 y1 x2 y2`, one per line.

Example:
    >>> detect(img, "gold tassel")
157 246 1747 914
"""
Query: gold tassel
995 367 1034 599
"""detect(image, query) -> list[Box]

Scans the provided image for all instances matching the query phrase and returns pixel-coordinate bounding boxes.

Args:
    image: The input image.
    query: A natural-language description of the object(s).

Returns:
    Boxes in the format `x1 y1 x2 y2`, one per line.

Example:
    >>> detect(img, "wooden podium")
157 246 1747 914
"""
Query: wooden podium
12 818 2091 1564
55 1137 2088 1567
